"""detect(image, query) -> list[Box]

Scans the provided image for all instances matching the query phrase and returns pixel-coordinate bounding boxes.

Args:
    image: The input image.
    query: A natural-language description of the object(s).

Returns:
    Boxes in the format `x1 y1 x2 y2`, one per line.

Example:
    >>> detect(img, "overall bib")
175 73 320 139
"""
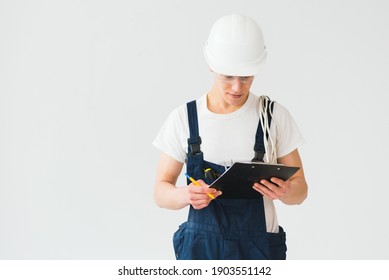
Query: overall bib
173 100 287 260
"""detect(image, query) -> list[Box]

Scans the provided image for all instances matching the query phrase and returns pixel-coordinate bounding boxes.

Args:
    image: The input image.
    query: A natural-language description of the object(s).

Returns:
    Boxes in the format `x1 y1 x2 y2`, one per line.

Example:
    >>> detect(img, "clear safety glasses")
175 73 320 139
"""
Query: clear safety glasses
217 74 254 84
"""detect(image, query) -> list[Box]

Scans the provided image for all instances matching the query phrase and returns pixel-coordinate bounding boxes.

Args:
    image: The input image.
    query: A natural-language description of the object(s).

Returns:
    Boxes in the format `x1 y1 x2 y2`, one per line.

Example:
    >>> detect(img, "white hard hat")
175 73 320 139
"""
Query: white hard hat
204 14 267 76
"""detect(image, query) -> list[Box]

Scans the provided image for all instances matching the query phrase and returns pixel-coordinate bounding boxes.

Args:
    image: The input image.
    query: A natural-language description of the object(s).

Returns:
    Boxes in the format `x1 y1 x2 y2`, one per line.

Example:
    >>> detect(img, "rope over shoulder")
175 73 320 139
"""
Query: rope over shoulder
258 95 277 164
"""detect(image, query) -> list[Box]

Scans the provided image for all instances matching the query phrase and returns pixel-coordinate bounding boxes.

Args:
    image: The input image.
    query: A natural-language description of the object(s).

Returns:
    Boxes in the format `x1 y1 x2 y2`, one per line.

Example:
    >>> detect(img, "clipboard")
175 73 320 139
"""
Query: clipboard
210 162 300 199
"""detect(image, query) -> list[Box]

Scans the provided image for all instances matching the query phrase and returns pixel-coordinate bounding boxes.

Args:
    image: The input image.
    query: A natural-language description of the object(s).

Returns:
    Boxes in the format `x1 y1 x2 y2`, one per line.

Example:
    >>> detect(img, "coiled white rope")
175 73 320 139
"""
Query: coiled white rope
259 96 278 164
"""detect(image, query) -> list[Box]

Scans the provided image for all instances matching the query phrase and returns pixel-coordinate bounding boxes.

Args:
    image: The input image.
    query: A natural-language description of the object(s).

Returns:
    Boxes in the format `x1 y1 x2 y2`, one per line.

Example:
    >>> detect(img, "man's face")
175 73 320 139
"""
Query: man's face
213 73 254 108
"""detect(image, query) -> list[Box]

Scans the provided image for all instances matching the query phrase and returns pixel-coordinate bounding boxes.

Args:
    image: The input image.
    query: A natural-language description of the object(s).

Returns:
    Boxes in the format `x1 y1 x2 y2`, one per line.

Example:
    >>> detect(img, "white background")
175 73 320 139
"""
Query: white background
1 0 388 260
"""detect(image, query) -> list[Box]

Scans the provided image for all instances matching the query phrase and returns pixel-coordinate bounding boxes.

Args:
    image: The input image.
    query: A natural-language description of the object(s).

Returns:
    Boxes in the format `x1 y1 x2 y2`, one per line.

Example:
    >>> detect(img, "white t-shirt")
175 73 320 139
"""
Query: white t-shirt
153 92 305 232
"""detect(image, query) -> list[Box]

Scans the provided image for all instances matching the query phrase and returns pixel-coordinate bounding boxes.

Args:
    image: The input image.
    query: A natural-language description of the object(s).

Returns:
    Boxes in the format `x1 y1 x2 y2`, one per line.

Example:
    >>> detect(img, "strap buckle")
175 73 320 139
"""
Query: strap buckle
188 137 202 155
252 151 265 162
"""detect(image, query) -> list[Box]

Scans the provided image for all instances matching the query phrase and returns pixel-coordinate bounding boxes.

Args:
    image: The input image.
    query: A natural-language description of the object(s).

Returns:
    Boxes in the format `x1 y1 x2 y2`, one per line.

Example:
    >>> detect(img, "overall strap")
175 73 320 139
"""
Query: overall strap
186 100 202 155
252 97 275 162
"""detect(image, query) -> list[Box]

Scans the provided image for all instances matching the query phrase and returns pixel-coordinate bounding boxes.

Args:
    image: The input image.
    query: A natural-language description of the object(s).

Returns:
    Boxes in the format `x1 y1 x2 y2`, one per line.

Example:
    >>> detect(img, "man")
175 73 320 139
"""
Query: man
153 14 307 259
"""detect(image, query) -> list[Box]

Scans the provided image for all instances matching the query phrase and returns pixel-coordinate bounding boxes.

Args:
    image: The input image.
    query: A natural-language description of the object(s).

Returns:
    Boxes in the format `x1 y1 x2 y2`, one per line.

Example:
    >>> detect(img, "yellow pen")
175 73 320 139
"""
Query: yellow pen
185 173 215 200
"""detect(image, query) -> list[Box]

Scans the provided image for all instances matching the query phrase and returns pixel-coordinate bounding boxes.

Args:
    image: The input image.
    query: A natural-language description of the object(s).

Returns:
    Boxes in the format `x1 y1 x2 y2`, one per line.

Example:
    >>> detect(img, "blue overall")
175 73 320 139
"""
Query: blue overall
172 100 287 260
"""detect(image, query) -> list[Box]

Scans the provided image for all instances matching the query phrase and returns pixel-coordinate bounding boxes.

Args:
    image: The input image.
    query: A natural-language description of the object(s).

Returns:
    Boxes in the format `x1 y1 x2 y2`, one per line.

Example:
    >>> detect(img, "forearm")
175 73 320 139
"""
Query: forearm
154 180 190 210
280 176 308 205
153 153 189 210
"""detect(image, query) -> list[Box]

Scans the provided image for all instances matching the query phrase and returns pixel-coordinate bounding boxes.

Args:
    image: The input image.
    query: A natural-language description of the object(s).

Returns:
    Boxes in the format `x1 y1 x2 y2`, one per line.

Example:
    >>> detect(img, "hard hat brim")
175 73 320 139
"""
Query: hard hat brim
204 46 267 76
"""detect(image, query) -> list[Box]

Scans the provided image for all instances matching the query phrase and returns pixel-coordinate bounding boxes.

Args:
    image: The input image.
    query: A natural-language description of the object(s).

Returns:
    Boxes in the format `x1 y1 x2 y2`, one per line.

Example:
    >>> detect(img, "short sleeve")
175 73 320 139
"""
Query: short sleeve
273 103 306 158
152 107 188 163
